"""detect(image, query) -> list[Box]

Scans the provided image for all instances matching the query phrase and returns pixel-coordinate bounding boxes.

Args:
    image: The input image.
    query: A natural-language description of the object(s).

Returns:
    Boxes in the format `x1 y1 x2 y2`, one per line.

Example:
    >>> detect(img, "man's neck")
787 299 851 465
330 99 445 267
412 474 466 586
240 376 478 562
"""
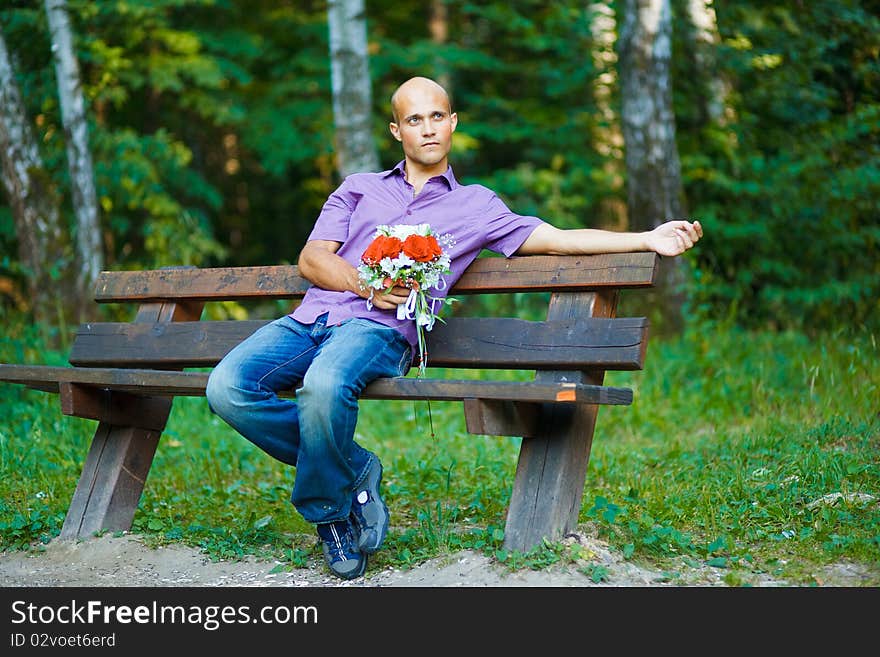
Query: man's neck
404 158 448 195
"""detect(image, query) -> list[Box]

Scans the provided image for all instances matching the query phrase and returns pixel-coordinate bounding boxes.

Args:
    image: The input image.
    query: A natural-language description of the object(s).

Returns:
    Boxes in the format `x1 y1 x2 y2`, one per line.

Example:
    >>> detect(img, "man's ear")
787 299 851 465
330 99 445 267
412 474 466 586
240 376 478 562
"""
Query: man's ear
389 122 402 142
450 112 458 133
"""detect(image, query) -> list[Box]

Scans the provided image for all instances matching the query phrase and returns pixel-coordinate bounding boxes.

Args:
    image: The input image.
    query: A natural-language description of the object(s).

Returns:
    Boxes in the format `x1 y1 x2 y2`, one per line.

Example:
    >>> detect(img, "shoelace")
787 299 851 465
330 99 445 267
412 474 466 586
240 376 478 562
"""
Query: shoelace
328 523 351 561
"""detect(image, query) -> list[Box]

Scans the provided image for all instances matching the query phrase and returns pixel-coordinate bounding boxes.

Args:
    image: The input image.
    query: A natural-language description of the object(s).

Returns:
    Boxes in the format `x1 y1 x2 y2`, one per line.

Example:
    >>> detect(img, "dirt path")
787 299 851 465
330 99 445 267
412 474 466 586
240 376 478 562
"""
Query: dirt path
2 528 874 588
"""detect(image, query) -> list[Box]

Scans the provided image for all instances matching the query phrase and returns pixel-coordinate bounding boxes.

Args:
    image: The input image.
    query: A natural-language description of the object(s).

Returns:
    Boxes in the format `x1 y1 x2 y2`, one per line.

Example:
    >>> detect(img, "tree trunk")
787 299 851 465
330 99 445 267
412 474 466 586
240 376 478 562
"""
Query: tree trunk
618 0 688 334
45 0 103 320
0 30 72 327
686 0 730 126
430 0 451 92
588 2 627 231
327 0 380 178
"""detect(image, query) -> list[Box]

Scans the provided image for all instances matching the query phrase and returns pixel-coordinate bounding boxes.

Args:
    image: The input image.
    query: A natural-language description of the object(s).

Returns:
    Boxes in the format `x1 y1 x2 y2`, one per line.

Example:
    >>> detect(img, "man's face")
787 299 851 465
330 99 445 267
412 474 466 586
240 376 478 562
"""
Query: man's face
389 83 457 170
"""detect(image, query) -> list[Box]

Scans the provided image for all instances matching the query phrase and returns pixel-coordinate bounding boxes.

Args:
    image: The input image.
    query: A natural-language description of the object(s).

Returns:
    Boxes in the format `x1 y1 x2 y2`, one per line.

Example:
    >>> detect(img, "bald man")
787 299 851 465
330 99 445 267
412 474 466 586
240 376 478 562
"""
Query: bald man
206 76 703 580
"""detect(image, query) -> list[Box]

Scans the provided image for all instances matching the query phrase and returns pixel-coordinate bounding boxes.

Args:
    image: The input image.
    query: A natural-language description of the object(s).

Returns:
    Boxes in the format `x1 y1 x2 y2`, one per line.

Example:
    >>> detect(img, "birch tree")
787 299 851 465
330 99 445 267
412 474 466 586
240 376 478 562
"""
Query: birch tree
687 0 729 126
588 2 626 230
618 0 688 331
328 0 379 178
45 0 102 318
0 31 71 326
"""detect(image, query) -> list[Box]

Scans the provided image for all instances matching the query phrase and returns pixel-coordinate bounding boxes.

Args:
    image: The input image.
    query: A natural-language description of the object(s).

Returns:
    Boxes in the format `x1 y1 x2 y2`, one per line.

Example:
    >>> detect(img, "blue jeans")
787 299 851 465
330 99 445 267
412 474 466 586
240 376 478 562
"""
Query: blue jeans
205 313 412 525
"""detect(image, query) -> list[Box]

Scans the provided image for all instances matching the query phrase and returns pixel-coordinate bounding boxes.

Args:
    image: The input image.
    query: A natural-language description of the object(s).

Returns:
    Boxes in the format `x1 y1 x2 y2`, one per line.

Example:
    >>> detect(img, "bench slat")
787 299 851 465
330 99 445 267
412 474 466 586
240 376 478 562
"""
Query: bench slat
0 365 633 405
426 316 647 370
92 252 658 303
67 317 648 371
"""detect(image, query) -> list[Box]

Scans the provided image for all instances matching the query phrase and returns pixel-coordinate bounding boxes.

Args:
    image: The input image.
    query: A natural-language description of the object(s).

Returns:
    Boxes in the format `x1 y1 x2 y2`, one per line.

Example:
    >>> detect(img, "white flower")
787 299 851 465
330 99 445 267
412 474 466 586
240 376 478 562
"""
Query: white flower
393 254 415 268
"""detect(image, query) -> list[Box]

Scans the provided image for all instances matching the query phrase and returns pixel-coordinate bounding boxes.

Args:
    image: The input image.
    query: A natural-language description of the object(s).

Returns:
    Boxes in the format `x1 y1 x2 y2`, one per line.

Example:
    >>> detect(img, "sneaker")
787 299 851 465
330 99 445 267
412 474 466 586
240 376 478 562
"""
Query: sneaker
350 457 389 554
316 520 367 580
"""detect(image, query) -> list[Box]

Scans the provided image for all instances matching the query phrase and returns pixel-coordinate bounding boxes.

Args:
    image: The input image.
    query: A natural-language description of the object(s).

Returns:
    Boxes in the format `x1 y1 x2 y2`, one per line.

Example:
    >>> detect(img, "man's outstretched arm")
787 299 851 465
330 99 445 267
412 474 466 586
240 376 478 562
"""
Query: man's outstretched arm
515 219 703 257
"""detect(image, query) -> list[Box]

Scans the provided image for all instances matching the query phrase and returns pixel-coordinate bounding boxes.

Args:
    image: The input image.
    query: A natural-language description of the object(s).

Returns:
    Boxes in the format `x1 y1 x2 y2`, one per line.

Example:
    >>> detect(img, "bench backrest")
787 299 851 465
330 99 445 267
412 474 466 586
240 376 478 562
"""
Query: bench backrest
70 252 658 374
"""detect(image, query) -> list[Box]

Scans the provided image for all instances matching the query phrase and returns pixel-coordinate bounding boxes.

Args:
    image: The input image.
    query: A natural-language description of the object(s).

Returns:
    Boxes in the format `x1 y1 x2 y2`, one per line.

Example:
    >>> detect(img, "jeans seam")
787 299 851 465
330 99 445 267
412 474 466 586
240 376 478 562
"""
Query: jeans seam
350 452 376 492
397 343 412 376
336 331 400 497
315 515 354 526
255 344 318 391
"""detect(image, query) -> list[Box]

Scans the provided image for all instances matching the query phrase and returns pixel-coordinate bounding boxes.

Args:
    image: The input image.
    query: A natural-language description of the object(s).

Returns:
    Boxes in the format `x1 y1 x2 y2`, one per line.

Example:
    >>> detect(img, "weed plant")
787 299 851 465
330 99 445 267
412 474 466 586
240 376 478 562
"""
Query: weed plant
0 312 877 585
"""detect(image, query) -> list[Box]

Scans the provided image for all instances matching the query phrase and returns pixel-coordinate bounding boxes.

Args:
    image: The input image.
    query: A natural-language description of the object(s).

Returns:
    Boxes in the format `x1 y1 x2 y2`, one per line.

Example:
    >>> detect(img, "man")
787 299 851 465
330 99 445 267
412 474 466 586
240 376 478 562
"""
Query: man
206 76 703 580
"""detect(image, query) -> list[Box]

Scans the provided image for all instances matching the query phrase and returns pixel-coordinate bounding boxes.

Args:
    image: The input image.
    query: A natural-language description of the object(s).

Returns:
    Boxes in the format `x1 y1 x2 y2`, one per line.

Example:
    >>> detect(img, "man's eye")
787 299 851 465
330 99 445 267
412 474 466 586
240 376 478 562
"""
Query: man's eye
433 112 446 120
408 118 420 125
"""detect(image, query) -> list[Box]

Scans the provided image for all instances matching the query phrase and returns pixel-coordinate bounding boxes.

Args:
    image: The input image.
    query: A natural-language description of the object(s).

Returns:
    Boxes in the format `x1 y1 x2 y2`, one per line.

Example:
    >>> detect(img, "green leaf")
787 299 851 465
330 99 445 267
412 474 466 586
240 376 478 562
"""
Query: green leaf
147 518 165 531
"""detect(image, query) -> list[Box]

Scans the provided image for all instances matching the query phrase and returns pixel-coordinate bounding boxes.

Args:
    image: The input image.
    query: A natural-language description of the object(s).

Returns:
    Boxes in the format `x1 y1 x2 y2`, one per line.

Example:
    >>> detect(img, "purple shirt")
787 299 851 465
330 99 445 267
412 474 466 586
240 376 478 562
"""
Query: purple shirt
291 160 544 348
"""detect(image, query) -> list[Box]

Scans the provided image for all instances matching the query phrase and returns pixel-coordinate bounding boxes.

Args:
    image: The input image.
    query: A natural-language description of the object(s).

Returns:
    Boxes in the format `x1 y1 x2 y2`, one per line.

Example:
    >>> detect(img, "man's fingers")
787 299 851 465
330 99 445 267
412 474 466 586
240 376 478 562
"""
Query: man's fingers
685 220 702 241
374 287 411 308
657 219 701 255
384 287 411 301
372 296 403 310
684 221 701 242
673 227 693 250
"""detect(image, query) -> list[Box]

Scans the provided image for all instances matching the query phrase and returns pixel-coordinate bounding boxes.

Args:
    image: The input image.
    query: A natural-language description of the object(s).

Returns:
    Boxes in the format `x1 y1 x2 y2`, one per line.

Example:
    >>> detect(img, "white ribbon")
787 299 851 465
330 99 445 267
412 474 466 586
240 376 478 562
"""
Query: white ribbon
397 288 418 321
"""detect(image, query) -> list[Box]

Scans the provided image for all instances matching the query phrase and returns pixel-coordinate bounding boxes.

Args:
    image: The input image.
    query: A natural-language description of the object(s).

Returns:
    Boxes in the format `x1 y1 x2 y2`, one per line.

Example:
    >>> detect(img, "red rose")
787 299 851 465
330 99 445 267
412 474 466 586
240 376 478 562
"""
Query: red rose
361 235 403 264
402 234 442 262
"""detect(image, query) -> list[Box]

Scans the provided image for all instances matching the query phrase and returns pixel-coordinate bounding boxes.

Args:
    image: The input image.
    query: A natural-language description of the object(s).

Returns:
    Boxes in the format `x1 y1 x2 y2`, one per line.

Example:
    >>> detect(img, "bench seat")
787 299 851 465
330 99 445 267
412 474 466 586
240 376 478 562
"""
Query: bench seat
0 364 633 404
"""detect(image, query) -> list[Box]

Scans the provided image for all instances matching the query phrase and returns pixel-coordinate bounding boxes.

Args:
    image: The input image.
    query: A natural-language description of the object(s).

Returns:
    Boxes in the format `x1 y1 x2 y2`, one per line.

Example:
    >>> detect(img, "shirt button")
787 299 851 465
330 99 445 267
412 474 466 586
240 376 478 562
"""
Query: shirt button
406 210 412 215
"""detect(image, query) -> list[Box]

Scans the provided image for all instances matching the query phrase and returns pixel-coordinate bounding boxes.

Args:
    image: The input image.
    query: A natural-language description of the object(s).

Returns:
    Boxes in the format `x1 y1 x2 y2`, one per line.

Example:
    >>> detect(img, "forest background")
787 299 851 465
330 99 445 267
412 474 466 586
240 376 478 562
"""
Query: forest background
0 1 877 584
2 0 877 332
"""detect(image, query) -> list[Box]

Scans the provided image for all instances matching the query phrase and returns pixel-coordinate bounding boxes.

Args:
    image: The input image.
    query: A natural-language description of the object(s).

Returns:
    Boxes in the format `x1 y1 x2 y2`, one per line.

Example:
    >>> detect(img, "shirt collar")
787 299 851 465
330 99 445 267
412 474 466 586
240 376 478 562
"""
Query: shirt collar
383 160 458 190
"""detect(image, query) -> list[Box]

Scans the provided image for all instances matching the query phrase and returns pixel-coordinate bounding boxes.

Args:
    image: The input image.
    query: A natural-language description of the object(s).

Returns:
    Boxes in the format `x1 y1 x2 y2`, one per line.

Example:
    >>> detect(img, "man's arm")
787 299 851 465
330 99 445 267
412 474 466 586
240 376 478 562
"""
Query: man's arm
515 219 703 257
298 240 410 311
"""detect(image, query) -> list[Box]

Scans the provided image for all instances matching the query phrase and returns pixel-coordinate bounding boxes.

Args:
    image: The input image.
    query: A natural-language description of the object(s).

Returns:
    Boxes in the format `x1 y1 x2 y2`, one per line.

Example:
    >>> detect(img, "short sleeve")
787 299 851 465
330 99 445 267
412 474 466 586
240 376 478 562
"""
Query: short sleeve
306 176 360 243
482 193 545 257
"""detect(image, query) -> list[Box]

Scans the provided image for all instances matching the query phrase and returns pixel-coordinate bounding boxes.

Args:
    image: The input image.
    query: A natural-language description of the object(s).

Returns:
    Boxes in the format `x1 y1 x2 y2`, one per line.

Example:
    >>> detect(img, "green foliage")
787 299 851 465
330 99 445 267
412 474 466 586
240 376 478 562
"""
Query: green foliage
2 0 878 328
677 0 880 330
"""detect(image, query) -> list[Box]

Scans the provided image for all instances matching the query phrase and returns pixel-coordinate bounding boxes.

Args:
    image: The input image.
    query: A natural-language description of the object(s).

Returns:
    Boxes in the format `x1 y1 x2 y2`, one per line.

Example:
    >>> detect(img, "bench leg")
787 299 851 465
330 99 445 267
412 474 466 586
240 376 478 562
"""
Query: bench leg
58 298 201 540
59 402 172 540
502 393 603 552
502 289 618 553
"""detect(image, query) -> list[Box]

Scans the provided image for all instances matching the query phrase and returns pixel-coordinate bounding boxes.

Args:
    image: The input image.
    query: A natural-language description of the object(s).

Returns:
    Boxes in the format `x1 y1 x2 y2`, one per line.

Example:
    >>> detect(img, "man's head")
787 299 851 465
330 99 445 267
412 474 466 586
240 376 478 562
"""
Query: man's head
389 76 457 173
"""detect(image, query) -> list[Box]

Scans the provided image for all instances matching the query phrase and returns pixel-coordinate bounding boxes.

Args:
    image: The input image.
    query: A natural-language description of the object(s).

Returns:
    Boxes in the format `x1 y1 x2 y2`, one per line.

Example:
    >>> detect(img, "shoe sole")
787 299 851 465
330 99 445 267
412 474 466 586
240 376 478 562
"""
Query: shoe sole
356 461 390 554
328 554 367 580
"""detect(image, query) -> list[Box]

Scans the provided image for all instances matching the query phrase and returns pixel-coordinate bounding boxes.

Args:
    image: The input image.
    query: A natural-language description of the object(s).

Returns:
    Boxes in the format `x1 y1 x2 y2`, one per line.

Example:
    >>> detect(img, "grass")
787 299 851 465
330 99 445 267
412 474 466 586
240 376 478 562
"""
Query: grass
0 312 878 585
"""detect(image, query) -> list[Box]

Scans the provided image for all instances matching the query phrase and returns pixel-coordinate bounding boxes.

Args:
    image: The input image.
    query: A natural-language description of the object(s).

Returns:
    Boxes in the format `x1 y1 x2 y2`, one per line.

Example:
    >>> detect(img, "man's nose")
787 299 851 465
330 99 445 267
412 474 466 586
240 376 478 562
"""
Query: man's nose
422 120 437 135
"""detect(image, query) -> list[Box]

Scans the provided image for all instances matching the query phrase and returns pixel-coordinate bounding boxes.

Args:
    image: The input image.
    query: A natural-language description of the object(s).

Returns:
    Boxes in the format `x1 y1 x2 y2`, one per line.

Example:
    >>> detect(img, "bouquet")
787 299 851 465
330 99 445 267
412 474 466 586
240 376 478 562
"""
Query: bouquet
358 223 456 375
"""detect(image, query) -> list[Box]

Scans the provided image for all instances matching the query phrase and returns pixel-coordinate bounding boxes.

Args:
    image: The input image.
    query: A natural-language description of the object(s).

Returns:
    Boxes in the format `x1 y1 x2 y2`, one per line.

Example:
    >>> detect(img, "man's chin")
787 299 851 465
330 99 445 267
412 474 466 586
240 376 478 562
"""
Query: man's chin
408 152 448 168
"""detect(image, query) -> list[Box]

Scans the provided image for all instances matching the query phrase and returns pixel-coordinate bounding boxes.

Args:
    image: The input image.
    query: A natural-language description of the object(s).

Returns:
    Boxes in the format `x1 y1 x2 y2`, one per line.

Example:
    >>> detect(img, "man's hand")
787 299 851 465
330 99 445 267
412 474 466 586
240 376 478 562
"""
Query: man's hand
645 220 703 257
360 283 411 311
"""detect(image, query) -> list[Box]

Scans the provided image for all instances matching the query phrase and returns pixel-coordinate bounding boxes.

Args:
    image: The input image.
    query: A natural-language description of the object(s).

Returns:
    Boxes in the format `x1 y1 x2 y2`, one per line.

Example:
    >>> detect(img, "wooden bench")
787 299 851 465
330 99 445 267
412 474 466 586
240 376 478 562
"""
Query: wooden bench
0 251 657 553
